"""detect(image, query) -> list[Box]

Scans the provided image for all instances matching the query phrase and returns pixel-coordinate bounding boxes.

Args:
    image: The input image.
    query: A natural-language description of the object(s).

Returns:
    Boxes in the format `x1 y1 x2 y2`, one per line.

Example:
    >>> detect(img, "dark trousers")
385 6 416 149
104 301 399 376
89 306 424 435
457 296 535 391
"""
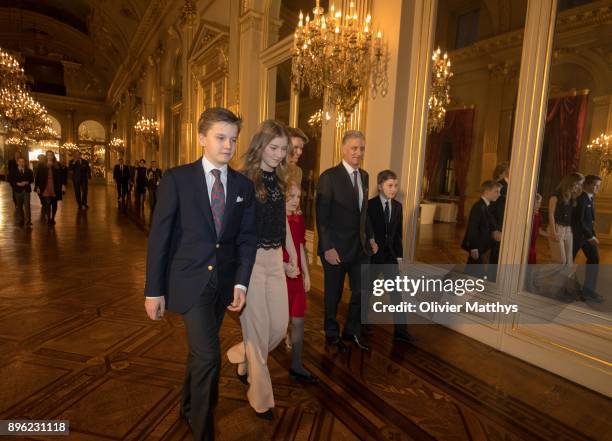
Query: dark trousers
181 285 226 441
148 188 157 212
322 253 369 338
573 238 600 296
367 262 407 334
14 191 31 224
116 181 128 200
43 197 58 220
73 179 88 206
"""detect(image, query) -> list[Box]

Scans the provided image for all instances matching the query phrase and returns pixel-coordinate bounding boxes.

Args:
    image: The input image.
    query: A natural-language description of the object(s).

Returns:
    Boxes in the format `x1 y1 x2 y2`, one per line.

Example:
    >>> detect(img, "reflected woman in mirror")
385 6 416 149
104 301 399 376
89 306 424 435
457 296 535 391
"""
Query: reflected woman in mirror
547 172 584 265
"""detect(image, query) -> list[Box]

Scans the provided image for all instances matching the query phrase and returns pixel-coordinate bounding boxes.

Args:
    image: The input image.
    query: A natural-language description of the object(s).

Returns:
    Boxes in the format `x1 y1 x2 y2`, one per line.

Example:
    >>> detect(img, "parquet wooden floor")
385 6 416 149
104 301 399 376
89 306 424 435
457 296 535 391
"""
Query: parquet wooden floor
0 182 610 441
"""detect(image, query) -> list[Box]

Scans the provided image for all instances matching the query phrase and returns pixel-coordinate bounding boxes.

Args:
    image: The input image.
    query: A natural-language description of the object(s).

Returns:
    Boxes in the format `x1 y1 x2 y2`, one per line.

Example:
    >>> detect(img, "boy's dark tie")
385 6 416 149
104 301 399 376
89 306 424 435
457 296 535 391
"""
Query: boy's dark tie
384 200 390 232
210 169 225 237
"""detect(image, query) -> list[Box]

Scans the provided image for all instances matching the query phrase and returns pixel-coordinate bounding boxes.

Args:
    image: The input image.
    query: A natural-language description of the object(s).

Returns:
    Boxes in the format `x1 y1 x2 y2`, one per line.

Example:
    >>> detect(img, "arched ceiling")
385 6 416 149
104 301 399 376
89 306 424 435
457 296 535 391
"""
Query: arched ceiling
0 0 151 99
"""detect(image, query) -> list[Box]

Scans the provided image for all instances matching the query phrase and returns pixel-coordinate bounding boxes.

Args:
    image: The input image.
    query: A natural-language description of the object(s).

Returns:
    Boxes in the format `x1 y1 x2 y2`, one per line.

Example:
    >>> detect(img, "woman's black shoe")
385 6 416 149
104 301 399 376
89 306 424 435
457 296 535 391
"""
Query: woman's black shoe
255 409 274 420
289 369 318 384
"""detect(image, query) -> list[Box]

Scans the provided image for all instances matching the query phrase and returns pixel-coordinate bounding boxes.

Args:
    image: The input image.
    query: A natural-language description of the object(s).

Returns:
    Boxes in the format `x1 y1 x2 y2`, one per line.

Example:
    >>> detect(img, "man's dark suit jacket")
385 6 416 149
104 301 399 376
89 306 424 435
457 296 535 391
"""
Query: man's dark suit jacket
491 179 508 228
144 159 257 314
113 164 130 182
316 163 373 262
368 196 402 264
572 191 596 244
461 198 498 253
8 167 34 193
69 159 91 182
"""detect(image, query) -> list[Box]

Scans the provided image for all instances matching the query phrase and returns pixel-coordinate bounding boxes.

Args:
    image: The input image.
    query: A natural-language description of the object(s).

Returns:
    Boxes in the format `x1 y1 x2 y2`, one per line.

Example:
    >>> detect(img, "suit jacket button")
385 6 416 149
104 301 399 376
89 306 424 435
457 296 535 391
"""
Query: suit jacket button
208 265 213 271
216 244 220 249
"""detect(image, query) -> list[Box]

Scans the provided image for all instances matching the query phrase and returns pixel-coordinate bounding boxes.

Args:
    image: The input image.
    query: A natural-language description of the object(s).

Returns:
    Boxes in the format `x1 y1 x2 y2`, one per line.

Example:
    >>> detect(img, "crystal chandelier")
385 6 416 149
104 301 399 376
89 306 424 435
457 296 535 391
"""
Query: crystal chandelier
134 116 159 142
428 48 453 134
62 142 78 152
291 1 387 122
109 137 125 154
6 136 27 147
586 132 612 175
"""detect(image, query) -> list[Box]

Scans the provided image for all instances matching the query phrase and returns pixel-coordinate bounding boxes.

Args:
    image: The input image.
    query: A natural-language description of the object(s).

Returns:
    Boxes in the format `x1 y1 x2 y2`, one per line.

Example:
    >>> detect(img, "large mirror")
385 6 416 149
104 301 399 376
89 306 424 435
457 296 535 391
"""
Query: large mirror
522 0 611 311
414 0 528 284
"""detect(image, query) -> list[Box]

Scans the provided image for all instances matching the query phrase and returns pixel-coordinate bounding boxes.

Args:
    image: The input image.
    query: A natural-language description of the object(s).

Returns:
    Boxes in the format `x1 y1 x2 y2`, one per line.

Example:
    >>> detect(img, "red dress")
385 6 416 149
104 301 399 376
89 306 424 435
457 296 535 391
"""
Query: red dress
283 213 306 317
528 211 542 264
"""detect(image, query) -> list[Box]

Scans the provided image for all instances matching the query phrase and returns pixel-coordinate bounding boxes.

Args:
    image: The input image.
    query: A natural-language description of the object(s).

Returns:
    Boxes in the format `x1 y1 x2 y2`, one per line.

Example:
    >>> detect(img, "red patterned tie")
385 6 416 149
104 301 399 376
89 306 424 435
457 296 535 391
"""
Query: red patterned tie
210 169 225 237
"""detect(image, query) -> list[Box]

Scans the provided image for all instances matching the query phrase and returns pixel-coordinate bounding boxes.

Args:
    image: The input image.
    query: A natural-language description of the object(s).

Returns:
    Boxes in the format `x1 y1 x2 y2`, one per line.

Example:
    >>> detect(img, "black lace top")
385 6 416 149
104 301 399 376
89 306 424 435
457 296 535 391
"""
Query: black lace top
256 170 285 249
553 190 573 227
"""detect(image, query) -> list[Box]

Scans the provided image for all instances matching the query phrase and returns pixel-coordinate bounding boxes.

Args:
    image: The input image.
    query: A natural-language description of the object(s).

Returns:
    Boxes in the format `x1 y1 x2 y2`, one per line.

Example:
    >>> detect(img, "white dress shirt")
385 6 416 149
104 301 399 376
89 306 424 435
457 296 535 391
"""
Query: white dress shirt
146 155 246 300
342 159 363 209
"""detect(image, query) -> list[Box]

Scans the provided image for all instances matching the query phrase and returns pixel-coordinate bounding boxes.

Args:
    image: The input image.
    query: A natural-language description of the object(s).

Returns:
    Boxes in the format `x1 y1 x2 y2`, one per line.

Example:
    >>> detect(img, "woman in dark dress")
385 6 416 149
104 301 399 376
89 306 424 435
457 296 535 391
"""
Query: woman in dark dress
35 150 67 225
135 159 148 208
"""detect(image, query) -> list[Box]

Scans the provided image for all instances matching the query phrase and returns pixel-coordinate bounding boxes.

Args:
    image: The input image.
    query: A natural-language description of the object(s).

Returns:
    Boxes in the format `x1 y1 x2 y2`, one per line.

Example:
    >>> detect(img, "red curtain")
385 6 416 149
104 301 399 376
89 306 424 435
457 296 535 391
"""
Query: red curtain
545 94 588 176
538 94 589 206
425 108 475 222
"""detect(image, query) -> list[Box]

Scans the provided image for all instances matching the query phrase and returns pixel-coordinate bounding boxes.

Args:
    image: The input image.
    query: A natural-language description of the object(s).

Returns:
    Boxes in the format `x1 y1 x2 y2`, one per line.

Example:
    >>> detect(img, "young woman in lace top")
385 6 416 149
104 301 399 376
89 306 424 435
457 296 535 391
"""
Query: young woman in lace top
226 119 298 420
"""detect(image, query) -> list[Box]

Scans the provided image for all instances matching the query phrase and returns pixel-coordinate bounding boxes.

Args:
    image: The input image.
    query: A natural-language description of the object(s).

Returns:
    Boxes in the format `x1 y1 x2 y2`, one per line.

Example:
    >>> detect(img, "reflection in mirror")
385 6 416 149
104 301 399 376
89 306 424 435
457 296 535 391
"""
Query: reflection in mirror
295 86 323 231
414 0 527 284
268 58 292 125
267 0 330 47
523 0 611 309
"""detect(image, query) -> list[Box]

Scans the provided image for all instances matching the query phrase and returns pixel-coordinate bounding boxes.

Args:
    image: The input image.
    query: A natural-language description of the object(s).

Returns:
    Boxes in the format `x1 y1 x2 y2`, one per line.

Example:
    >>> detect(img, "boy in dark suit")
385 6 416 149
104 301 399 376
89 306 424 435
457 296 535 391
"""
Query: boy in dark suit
367 170 414 343
572 174 602 303
144 108 257 441
462 180 502 277
8 157 34 227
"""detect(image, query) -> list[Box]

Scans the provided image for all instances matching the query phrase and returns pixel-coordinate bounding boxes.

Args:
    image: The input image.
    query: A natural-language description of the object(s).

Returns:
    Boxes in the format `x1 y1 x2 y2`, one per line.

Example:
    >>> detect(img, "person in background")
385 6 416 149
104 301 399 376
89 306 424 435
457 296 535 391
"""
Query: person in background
286 127 308 186
68 150 92 209
146 160 163 212
113 158 130 206
135 159 148 209
8 150 21 204
572 174 603 303
34 154 47 217
8 157 33 227
35 150 67 226
528 193 544 264
461 180 501 277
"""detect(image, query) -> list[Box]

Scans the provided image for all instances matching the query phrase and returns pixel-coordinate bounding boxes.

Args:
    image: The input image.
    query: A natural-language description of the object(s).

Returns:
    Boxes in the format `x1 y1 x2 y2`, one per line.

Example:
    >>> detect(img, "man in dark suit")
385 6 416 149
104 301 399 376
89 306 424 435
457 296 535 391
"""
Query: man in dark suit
8 157 34 227
461 180 501 277
146 160 163 212
144 108 257 441
7 150 21 204
316 130 377 353
68 151 91 209
113 158 130 206
367 170 414 343
572 174 602 303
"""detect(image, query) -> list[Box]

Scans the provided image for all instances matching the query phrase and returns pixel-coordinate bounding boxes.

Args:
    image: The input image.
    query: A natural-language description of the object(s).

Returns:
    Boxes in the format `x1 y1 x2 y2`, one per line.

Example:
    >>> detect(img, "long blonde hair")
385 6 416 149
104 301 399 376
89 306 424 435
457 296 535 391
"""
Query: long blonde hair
241 120 289 201
556 172 584 203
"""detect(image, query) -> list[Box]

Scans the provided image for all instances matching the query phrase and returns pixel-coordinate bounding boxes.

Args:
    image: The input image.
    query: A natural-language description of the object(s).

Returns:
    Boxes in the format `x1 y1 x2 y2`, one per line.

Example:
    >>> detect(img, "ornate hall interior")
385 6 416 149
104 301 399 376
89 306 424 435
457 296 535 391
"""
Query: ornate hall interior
0 0 611 440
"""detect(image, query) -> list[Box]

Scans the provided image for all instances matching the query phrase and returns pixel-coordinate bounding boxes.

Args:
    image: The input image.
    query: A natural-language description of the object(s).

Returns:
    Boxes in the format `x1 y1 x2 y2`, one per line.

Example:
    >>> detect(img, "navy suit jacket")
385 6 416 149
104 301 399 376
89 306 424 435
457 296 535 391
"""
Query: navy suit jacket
572 191 596 243
144 159 257 314
368 196 403 263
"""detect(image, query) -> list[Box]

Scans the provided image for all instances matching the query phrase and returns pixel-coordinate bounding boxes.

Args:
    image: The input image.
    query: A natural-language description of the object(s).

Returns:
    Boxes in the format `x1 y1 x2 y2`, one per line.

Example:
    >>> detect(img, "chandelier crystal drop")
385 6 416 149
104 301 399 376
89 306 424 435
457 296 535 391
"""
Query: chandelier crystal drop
428 47 453 134
291 1 388 122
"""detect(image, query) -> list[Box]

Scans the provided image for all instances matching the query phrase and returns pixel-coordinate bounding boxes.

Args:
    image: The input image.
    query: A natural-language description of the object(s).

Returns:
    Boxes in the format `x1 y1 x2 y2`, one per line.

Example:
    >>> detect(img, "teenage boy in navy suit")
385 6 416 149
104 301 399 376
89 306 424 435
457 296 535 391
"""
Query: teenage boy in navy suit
144 108 257 441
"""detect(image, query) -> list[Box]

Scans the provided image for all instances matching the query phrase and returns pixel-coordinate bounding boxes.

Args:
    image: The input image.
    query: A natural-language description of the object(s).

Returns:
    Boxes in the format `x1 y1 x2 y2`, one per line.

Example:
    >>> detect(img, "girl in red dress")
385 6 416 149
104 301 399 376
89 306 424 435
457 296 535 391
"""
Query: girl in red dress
283 181 317 383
